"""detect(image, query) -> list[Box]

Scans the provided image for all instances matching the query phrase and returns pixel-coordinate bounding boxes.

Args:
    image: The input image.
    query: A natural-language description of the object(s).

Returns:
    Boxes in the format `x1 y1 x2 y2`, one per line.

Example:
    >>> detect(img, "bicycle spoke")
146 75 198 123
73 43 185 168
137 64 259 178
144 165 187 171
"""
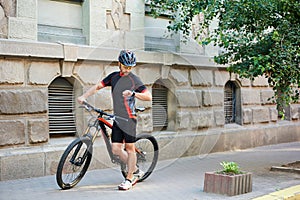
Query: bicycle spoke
136 139 155 171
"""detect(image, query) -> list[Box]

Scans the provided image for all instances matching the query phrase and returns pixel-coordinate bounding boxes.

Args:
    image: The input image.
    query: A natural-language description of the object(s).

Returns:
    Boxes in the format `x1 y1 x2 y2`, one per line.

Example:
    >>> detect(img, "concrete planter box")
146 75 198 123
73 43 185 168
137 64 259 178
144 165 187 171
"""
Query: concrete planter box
203 172 252 196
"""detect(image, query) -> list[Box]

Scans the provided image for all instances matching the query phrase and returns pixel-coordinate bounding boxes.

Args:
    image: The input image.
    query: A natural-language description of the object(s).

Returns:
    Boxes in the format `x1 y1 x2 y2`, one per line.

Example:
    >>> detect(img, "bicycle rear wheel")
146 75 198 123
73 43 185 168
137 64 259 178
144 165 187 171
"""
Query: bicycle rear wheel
56 136 93 189
121 134 159 182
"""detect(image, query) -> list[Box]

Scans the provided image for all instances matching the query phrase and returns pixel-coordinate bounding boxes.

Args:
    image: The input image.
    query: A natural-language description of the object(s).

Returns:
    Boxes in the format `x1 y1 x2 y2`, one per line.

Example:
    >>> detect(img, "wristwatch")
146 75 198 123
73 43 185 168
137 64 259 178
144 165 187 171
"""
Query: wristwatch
131 91 136 97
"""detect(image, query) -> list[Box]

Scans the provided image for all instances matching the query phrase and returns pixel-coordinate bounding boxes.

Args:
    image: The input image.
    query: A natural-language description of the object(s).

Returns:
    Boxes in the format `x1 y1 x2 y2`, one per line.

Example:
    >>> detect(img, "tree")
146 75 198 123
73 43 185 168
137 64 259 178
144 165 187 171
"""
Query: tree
150 0 300 114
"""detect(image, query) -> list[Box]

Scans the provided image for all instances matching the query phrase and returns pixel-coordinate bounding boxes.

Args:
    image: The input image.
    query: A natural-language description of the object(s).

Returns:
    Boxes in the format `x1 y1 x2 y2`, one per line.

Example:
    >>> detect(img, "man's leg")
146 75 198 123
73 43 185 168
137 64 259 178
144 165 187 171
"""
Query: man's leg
124 143 137 180
112 143 137 179
112 143 128 163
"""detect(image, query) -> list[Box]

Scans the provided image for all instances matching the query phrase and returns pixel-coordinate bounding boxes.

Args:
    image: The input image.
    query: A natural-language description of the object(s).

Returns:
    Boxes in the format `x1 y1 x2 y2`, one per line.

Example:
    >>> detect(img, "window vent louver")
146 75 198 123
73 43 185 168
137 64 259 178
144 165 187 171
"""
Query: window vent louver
152 84 168 129
48 78 76 135
224 82 236 124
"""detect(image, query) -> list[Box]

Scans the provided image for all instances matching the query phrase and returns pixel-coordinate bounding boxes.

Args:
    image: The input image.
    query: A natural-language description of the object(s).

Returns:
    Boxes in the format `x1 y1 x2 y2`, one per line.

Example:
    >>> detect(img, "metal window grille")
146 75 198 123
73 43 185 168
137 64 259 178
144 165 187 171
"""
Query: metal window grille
48 78 76 135
224 81 236 124
152 83 168 129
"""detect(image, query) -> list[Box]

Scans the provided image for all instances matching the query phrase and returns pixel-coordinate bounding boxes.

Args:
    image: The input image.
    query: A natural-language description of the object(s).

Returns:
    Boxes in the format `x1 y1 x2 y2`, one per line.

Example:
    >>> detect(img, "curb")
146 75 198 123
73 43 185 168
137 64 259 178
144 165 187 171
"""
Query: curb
252 185 300 200
271 166 300 174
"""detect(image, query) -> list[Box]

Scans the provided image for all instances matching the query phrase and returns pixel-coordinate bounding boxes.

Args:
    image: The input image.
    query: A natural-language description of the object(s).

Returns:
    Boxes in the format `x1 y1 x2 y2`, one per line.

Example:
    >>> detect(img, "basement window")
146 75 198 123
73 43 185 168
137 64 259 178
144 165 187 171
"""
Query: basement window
224 81 242 125
152 81 168 130
224 81 236 123
48 77 76 136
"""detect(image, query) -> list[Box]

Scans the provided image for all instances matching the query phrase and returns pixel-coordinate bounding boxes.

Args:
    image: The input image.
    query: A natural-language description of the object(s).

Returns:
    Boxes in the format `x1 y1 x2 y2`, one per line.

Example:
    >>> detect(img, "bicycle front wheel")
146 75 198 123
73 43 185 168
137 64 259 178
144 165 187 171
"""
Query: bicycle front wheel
121 134 159 182
56 136 93 189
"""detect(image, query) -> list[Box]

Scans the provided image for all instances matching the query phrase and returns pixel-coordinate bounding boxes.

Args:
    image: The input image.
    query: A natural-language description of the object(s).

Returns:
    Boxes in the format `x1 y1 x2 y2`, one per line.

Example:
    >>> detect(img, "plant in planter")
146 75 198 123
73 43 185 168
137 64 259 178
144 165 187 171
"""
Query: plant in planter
203 161 252 196
219 161 242 175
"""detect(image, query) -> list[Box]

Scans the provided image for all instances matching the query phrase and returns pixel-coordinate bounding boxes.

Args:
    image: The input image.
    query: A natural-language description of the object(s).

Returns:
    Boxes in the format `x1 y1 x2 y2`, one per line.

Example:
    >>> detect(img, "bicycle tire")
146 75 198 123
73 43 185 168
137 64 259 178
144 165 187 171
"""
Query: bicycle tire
121 134 159 182
56 136 93 189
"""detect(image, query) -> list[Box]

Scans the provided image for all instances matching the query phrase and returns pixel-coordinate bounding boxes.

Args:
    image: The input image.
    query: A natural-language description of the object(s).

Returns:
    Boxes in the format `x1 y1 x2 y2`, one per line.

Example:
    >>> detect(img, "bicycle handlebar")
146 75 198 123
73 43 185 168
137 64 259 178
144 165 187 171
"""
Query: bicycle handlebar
82 101 114 118
82 101 145 123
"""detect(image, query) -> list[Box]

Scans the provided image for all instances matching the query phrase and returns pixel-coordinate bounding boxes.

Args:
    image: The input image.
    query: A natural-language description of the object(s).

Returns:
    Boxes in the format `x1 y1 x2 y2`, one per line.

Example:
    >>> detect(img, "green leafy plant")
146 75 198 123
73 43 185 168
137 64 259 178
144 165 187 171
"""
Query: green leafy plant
219 161 243 175
150 0 300 115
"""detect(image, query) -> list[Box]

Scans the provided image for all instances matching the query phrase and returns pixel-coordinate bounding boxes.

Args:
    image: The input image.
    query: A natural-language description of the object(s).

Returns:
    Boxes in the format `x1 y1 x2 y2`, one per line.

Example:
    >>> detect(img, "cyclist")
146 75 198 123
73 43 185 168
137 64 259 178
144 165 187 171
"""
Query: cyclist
77 50 152 190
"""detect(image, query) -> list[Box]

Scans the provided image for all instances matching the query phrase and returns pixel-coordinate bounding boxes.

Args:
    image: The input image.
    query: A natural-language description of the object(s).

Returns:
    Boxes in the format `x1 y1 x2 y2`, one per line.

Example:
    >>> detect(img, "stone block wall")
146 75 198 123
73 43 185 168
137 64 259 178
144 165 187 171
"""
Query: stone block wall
0 58 50 147
0 40 300 181
1 40 300 149
0 0 299 181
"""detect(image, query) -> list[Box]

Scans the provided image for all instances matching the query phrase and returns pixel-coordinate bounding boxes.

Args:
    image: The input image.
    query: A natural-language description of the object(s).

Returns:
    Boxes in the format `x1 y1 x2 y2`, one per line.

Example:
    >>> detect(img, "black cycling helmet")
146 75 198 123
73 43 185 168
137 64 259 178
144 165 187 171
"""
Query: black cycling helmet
118 50 136 67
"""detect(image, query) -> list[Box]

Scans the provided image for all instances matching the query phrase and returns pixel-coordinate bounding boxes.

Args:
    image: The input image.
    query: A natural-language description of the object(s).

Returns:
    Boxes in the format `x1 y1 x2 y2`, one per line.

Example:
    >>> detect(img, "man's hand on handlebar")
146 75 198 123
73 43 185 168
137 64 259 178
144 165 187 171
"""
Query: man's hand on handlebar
77 96 86 104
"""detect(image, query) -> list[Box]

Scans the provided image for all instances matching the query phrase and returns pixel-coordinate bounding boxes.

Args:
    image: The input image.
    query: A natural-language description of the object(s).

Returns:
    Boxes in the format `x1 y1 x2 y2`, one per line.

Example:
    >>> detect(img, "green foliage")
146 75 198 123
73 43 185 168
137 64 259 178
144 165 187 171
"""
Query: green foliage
150 0 300 111
219 161 242 175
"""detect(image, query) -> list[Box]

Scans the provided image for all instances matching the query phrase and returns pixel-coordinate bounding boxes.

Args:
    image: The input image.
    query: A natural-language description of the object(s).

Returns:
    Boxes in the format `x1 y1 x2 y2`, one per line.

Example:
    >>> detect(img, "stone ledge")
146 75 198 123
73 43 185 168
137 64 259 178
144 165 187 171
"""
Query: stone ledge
0 39 224 68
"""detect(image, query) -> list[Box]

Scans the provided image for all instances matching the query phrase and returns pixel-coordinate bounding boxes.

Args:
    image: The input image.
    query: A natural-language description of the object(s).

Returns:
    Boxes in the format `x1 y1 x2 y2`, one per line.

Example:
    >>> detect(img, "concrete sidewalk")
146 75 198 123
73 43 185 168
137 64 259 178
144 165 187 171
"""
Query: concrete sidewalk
0 142 299 200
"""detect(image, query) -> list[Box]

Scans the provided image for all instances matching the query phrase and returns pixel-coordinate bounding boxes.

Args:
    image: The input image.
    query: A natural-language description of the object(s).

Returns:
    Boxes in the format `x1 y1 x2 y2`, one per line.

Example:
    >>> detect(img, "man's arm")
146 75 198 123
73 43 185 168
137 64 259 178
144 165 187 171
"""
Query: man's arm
122 90 152 101
77 81 105 104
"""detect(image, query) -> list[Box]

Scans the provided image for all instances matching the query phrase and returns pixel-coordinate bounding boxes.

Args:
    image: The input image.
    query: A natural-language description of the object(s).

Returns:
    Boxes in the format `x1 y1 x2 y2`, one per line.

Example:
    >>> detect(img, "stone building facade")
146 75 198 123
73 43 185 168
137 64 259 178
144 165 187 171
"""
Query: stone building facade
0 0 300 181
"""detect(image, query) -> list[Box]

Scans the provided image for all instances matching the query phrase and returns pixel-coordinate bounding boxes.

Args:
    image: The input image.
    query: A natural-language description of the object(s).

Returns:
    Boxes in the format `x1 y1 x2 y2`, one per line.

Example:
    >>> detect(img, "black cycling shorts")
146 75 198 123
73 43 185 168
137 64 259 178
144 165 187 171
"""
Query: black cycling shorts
111 121 136 143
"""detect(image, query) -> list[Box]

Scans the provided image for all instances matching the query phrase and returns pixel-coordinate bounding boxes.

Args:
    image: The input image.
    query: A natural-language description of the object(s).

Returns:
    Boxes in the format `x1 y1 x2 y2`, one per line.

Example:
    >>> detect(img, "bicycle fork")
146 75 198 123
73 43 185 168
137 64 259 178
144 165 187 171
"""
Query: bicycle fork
69 140 93 167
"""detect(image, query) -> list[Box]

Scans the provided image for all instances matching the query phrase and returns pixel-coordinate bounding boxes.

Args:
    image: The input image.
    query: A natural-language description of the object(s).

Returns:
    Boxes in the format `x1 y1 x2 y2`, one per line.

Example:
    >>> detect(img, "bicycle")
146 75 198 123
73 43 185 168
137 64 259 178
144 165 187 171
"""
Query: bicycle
56 101 159 190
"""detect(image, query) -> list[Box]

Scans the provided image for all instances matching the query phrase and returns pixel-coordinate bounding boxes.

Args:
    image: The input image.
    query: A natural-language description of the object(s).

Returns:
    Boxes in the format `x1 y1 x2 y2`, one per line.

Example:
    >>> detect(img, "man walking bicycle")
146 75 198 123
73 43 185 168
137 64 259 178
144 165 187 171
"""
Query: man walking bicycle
78 50 152 190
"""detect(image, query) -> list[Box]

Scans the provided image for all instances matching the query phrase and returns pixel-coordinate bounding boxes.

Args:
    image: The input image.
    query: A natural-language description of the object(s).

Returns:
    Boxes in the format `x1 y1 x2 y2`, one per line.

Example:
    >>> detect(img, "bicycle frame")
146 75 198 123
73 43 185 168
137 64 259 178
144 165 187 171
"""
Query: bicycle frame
82 112 120 164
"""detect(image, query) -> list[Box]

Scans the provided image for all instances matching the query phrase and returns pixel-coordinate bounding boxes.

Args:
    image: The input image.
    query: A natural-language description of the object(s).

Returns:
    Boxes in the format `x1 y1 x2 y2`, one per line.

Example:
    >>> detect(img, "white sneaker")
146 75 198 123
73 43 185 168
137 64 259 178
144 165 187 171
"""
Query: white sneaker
118 177 138 190
133 169 145 180
118 179 132 190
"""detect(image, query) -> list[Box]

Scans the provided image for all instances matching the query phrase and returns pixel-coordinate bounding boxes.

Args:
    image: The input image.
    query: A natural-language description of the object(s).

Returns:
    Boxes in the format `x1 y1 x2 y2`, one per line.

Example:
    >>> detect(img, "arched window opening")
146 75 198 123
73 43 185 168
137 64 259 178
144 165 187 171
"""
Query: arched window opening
152 80 168 130
224 81 237 124
48 77 76 136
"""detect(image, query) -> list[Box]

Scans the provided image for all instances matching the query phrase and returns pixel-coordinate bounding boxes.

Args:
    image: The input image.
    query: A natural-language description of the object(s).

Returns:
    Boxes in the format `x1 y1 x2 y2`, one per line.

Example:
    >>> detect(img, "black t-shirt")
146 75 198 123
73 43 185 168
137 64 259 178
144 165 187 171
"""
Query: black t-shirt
101 71 147 129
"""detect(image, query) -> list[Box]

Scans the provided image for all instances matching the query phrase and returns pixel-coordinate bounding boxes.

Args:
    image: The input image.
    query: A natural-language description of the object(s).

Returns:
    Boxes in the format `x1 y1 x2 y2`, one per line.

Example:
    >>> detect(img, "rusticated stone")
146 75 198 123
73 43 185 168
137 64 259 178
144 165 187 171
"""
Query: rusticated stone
138 65 160 85
176 111 190 129
260 89 274 105
0 89 47 114
243 109 252 124
0 0 16 17
0 4 6 38
0 120 25 146
169 68 189 86
252 107 270 123
189 111 213 129
176 90 201 108
29 61 60 85
8 17 36 40
215 70 230 86
203 90 223 107
28 118 49 144
0 59 24 84
291 105 300 120
270 107 278 122
137 113 152 133
191 69 213 86
252 75 269 87
242 90 261 105
214 110 225 126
